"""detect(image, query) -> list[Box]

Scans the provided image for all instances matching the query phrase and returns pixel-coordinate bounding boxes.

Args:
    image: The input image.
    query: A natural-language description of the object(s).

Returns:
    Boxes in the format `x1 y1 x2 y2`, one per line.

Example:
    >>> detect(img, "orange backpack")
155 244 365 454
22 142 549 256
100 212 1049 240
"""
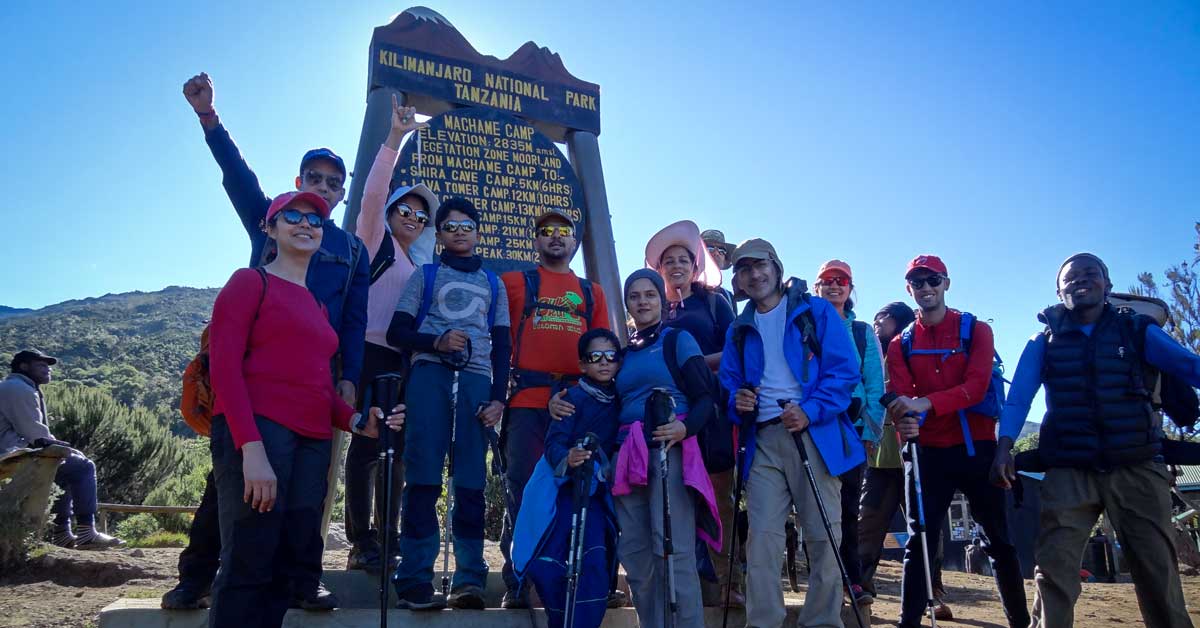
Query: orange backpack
180 268 268 437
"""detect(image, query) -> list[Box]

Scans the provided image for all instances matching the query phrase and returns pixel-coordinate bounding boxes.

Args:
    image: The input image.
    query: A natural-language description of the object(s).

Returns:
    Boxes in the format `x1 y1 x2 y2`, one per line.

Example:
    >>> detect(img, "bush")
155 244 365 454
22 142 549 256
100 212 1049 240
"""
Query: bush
143 440 210 533
115 513 163 541
128 531 188 548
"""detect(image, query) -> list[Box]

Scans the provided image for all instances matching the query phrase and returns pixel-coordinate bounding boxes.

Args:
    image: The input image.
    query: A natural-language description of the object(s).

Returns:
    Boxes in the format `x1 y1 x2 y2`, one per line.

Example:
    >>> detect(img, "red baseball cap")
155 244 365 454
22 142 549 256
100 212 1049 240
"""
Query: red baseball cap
817 259 853 282
905 254 948 278
266 191 331 224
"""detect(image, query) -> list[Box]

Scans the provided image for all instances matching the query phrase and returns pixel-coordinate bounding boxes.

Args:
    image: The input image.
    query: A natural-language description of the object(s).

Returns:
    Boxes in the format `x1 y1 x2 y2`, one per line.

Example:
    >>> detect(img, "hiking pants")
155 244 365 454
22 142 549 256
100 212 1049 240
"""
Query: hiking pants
745 423 843 628
702 467 738 605
208 415 331 628
501 406 552 593
857 465 946 596
527 490 612 628
615 444 703 628
1032 461 1193 628
51 449 97 527
393 361 490 596
899 440 1029 628
344 341 408 550
838 461 864 588
176 471 221 591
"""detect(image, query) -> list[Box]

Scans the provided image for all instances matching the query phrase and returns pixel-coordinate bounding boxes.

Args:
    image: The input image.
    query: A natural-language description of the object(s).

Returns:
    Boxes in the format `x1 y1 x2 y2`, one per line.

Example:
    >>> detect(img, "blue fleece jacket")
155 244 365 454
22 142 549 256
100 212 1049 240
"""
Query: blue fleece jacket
719 279 865 478
204 123 368 383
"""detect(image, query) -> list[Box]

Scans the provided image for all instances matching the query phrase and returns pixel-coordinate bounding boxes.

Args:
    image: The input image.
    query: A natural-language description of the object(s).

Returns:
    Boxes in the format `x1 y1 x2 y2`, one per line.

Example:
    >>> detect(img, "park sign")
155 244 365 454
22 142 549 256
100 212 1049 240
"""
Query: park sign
368 7 600 143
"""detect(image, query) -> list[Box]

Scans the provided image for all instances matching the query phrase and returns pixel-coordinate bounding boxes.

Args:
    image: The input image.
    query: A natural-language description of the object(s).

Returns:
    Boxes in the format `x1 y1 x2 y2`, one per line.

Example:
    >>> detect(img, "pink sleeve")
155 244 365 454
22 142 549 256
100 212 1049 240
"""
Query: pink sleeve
355 144 400 258
208 269 265 448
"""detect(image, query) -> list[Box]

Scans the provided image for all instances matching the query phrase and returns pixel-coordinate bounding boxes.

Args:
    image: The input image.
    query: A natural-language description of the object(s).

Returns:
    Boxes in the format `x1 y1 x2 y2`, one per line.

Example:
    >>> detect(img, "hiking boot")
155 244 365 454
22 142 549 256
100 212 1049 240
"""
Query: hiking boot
49 524 76 548
161 582 211 610
448 585 486 609
849 584 874 606
346 542 383 573
501 587 529 609
932 599 953 620
396 584 446 611
606 589 629 608
291 582 338 611
72 525 125 550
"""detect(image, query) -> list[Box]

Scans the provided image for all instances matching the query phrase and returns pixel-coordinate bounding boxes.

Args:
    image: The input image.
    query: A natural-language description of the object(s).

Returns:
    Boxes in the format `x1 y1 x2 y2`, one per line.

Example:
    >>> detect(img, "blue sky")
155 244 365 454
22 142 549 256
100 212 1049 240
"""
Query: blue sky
3 1 1199 404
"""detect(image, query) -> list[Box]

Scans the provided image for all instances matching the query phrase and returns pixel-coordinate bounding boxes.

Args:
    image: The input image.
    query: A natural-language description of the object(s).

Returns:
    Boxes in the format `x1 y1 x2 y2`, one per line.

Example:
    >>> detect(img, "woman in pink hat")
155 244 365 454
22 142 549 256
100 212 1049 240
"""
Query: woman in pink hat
812 258 886 609
644 220 740 607
207 191 406 628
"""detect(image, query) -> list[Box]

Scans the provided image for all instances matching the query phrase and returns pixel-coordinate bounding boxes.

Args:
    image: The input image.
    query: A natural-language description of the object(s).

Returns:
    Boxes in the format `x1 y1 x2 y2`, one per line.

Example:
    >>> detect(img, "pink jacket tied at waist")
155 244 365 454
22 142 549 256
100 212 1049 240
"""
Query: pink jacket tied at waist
613 418 723 552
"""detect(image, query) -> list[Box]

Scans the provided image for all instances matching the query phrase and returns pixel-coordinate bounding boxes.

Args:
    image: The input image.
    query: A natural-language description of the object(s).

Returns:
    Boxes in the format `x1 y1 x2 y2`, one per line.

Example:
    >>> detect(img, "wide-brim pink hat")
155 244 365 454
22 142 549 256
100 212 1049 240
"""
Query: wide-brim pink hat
644 220 722 289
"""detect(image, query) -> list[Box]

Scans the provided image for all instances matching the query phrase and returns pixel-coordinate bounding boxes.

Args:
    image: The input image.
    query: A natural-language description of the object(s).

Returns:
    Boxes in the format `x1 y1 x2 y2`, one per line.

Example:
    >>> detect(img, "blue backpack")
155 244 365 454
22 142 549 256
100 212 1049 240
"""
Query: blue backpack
899 311 1007 456
413 262 501 330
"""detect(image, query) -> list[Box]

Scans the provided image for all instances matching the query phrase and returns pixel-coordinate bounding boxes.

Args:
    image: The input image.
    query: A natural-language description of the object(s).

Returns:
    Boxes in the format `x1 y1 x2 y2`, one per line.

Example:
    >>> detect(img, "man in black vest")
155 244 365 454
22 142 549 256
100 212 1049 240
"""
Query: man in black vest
992 252 1197 628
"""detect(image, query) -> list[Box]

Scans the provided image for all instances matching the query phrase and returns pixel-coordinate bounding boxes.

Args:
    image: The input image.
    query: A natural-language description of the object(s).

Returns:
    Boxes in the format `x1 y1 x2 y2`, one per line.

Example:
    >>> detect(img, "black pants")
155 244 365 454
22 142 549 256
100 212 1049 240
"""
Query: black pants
344 342 408 548
858 465 946 595
500 406 552 592
838 462 864 587
208 415 331 628
899 441 1029 628
177 470 221 590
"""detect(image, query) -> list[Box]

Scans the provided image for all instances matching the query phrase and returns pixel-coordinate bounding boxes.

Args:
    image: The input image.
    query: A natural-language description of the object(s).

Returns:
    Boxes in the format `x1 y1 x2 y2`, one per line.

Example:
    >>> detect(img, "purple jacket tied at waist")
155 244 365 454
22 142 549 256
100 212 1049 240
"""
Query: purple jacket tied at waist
612 419 722 552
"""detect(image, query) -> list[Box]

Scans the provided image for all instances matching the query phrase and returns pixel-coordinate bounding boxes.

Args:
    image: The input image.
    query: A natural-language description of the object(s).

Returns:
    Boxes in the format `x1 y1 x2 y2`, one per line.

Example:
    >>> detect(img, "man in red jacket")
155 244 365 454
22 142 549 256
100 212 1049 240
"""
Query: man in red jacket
886 254 1029 628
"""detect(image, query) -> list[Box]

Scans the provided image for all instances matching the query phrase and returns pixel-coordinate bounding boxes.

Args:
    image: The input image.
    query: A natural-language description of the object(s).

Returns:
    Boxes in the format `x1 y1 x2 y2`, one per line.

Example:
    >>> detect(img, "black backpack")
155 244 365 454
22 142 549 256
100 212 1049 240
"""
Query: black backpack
1108 293 1200 431
661 327 735 473
845 320 869 421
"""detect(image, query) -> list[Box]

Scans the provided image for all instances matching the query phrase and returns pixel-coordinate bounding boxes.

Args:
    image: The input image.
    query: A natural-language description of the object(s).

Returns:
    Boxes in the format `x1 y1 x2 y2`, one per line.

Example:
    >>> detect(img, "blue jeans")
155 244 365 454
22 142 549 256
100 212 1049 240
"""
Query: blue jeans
393 361 491 595
208 415 332 628
52 450 97 527
500 406 552 592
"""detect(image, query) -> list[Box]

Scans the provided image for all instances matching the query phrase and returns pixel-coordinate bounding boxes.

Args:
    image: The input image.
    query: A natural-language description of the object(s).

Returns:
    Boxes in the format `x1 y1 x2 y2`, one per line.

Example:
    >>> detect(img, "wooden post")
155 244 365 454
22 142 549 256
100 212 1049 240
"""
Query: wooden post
566 131 626 342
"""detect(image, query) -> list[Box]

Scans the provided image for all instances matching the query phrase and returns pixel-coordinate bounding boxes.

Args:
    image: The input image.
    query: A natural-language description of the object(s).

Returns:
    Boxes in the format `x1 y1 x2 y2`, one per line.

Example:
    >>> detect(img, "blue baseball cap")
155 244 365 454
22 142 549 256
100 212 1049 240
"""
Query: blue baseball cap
299 148 347 178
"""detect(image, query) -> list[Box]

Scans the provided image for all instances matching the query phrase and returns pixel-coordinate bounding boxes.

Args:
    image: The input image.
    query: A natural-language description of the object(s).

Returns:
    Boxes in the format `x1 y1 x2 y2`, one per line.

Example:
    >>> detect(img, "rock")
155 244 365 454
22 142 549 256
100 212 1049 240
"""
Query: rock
325 522 350 551
129 549 145 558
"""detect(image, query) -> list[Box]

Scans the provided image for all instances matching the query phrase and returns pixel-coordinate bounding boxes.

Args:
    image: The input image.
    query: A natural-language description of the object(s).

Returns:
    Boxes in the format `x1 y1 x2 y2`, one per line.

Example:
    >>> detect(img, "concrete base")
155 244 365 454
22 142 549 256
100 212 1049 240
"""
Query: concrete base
99 597 840 628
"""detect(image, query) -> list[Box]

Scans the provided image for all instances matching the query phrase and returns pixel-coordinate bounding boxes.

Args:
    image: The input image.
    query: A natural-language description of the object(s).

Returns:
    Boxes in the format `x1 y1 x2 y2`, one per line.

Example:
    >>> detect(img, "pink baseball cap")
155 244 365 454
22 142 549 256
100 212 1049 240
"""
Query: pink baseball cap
266 191 331 224
817 259 853 282
905 254 948 278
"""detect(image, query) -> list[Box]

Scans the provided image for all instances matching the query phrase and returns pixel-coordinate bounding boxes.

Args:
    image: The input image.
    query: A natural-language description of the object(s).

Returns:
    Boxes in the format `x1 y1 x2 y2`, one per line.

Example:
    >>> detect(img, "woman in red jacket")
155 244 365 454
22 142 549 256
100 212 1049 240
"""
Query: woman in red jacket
206 191 404 628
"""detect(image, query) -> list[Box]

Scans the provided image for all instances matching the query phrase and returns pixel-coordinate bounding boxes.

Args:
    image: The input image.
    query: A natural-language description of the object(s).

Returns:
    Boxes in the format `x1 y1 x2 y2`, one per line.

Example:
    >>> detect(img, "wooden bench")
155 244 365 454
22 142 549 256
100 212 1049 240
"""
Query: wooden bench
96 503 198 534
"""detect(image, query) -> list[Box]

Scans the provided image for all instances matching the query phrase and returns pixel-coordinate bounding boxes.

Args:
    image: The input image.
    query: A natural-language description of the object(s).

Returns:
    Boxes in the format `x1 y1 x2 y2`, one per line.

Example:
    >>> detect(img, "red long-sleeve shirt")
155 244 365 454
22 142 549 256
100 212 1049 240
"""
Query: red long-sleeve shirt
885 308 996 448
210 268 355 449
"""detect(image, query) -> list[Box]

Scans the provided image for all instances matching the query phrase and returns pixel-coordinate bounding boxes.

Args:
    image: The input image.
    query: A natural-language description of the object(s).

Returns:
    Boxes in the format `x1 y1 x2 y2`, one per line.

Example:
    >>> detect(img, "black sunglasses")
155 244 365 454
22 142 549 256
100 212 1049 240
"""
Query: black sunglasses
907 275 945 290
583 350 620 364
279 208 325 228
302 170 344 192
392 203 429 224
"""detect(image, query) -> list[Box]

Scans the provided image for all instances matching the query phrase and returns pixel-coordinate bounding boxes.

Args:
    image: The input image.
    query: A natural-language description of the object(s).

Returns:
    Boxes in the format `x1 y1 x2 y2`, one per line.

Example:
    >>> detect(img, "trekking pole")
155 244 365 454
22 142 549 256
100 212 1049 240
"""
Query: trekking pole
881 393 937 627
645 388 678 628
720 438 747 628
441 339 473 599
777 400 866 628
564 433 599 628
370 372 405 627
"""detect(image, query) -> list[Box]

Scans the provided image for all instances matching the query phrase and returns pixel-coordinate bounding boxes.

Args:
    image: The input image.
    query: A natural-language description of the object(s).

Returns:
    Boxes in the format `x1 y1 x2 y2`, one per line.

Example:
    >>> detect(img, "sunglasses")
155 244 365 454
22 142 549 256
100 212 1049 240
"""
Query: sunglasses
278 208 325 228
392 203 429 224
706 244 728 256
907 275 946 290
302 170 344 192
817 276 851 287
583 350 620 364
538 225 574 238
439 219 476 233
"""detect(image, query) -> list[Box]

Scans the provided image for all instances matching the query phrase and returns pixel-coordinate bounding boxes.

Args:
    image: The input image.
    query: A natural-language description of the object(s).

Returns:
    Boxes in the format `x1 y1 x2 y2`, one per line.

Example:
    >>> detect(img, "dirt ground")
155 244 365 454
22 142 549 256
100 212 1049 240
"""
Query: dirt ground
1 543 1197 627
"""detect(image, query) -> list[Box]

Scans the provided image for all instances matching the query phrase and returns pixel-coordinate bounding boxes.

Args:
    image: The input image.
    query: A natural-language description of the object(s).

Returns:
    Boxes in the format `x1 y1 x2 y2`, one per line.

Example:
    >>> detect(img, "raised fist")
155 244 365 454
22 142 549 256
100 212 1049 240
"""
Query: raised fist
182 72 214 113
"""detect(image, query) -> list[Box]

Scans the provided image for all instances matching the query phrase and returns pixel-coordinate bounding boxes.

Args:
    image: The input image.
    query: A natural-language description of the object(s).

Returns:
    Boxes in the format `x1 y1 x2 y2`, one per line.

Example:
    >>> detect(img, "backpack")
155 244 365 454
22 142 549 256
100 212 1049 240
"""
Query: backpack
845 320 870 422
413 262 501 330
368 231 396 285
1109 293 1199 431
899 311 1006 456
510 268 596 391
661 327 735 473
180 268 269 437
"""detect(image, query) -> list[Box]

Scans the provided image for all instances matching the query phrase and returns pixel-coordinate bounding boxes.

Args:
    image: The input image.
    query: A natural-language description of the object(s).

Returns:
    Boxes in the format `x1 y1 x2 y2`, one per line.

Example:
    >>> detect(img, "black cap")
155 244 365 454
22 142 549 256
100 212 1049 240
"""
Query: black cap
11 349 57 371
299 148 347 178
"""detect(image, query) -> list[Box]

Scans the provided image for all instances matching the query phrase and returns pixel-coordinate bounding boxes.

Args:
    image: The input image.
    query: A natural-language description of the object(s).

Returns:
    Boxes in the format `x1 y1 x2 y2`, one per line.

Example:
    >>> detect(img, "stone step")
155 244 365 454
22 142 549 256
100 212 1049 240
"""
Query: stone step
321 569 628 608
100 598 839 628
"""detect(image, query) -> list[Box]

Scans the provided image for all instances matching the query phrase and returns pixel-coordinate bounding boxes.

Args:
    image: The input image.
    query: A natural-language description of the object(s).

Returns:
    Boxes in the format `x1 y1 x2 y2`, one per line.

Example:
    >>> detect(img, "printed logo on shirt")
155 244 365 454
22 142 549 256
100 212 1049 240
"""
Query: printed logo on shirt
531 291 584 333
437 281 491 321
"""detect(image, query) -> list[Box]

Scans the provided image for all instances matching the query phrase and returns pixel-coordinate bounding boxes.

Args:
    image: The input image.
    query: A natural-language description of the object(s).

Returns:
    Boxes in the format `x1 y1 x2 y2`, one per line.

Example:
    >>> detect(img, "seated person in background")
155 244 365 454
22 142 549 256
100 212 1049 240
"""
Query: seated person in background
0 349 125 549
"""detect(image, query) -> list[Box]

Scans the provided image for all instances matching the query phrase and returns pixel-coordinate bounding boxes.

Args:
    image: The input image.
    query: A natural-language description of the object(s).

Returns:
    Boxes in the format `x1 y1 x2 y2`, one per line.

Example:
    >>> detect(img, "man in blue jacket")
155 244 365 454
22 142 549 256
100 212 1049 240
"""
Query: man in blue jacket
161 72 369 612
719 239 864 628
991 253 1196 628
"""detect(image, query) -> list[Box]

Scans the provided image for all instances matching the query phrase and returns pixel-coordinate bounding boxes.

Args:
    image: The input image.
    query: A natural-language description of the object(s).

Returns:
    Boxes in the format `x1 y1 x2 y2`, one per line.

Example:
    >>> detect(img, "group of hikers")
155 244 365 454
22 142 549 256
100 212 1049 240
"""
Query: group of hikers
1 68 1194 628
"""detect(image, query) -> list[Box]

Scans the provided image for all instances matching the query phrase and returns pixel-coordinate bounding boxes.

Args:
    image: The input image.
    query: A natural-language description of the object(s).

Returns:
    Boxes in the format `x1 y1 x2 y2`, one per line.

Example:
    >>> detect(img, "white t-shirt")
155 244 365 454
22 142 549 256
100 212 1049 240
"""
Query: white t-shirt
754 300 804 422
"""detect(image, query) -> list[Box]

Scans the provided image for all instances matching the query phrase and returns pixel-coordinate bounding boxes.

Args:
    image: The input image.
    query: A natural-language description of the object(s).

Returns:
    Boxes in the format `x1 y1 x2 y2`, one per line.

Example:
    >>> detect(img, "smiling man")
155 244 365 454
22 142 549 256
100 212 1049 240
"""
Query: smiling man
497 208 608 608
991 253 1198 628
885 254 1029 628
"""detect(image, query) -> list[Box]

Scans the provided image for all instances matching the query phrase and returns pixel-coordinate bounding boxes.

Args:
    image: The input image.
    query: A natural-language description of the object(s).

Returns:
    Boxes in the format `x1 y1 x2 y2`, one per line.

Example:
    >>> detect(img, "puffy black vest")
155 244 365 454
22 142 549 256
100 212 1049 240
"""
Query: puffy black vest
1038 304 1162 470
